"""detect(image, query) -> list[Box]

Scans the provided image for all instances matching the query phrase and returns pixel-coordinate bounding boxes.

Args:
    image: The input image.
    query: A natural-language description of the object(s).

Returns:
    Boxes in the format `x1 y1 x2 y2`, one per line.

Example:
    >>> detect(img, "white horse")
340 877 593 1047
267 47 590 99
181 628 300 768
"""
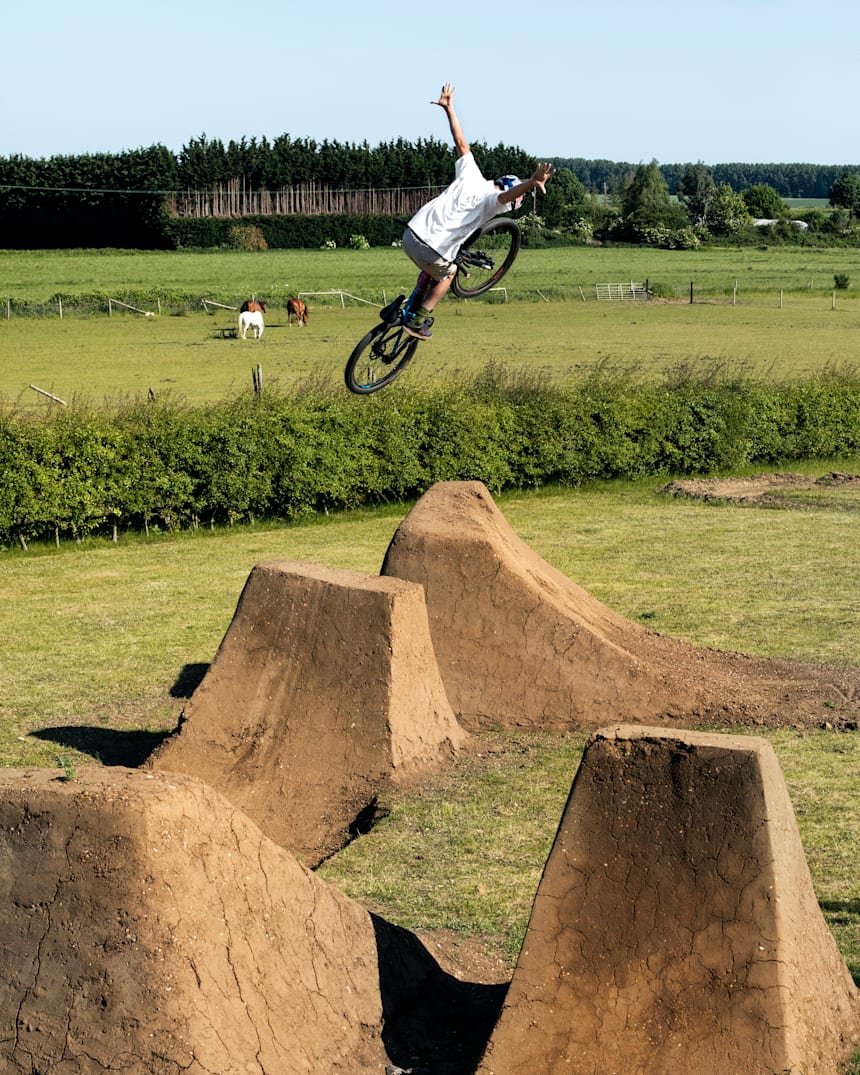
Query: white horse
238 309 264 339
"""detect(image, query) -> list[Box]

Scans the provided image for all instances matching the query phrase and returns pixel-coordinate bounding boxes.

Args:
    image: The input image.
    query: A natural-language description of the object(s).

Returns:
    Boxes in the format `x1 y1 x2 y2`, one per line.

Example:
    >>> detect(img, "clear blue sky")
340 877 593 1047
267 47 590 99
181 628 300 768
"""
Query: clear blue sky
3 0 858 167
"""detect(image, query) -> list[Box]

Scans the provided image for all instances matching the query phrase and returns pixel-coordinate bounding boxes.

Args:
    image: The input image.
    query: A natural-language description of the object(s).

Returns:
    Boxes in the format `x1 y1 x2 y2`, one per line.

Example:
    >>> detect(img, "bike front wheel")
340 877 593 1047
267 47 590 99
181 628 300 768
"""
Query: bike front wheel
344 322 419 394
451 217 521 299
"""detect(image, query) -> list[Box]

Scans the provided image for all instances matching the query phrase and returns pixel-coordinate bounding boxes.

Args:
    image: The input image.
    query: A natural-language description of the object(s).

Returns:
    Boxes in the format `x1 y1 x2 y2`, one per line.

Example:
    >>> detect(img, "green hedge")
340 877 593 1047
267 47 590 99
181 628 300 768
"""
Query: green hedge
164 214 405 250
2 366 859 548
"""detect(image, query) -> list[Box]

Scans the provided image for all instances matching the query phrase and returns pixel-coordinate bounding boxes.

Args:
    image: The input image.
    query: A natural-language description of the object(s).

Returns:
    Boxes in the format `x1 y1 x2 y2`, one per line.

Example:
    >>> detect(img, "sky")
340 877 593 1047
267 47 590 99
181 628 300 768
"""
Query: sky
3 0 858 167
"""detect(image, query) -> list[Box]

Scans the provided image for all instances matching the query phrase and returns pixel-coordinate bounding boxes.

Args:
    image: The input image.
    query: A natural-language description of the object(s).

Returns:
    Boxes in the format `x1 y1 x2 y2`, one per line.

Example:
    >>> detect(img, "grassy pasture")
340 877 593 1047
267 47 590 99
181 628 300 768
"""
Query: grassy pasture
4 244 860 304
2 300 859 408
3 280 860 408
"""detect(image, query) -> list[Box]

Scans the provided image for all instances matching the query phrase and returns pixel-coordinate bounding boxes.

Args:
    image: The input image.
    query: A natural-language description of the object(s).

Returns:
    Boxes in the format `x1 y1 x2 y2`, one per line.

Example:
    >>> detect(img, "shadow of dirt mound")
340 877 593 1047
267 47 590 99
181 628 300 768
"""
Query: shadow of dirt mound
477 726 860 1075
381 481 860 732
31 725 170 767
373 916 507 1075
147 559 466 867
0 766 500 1075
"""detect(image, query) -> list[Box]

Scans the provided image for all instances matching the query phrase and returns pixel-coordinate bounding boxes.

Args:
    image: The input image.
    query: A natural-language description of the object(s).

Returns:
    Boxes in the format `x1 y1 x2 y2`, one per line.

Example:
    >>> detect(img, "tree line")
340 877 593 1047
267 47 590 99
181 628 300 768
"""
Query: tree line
1 132 859 250
556 158 859 200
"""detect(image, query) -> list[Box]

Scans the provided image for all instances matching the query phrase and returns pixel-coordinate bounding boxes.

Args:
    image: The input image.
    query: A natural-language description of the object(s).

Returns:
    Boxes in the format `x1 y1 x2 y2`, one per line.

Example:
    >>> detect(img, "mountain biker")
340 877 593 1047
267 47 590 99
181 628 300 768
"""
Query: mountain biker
399 82 556 340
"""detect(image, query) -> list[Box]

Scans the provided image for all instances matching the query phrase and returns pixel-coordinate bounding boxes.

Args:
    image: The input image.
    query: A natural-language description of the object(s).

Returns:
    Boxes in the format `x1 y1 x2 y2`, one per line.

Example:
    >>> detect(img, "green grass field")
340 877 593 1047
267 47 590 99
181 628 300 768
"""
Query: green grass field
2 246 858 1032
4 244 860 304
1 249 860 408
3 299 860 408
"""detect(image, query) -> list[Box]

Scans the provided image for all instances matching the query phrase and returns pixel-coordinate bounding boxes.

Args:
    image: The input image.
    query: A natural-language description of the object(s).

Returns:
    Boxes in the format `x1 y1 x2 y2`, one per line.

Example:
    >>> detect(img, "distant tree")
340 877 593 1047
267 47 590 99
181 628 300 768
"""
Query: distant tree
742 183 786 219
705 184 750 236
677 163 715 225
828 171 860 219
540 167 588 229
622 160 686 232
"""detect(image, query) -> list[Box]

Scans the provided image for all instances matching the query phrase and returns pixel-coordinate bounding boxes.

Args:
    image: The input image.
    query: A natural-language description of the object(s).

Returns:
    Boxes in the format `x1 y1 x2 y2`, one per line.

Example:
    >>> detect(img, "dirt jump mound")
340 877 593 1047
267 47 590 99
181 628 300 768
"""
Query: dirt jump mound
0 766 505 1074
147 559 465 866
477 726 860 1075
381 481 859 732
0 767 392 1073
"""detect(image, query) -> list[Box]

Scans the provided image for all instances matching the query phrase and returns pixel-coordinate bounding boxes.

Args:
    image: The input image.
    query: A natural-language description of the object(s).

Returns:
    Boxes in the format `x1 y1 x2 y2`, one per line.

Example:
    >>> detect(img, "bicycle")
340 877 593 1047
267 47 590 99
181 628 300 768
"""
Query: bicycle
344 217 521 395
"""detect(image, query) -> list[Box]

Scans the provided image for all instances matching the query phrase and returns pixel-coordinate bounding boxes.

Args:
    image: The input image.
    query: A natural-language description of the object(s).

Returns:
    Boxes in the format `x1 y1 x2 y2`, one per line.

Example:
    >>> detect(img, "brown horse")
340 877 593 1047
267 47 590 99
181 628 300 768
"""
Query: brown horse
286 298 308 326
240 299 267 314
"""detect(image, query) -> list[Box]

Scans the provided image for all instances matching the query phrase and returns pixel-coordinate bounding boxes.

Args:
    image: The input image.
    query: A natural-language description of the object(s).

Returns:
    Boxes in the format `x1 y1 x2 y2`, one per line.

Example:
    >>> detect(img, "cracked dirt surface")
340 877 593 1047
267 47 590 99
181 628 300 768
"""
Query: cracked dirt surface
0 767 504 1075
477 726 860 1075
145 561 465 869
381 480 860 735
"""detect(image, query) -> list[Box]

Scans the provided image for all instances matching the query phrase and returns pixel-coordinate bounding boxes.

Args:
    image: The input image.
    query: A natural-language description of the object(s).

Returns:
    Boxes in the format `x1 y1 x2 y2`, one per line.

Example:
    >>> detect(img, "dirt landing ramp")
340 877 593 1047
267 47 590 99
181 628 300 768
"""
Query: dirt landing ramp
147 559 465 867
0 767 504 1075
381 480 858 731
477 726 860 1075
0 767 389 1074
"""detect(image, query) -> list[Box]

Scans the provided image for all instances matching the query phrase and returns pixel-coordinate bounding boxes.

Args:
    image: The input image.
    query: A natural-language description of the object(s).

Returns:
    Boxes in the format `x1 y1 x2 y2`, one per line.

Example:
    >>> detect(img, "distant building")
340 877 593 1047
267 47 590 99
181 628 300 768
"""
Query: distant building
753 218 809 231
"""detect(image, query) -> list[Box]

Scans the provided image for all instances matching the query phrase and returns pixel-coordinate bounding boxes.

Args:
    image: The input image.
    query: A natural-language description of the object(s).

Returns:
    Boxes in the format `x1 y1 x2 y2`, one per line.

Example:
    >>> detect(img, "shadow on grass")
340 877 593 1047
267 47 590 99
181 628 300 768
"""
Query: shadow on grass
30 662 211 768
31 726 170 767
170 662 209 698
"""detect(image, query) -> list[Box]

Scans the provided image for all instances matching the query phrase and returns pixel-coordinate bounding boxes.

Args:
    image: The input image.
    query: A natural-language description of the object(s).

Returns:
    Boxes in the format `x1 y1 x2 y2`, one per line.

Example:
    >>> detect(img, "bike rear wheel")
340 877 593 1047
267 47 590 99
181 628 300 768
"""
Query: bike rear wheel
451 217 521 299
344 322 419 394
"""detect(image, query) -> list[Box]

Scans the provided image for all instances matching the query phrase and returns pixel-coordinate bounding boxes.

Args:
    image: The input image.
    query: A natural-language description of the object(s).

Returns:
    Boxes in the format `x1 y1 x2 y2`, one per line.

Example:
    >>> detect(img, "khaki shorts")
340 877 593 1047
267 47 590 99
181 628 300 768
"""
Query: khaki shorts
402 228 457 281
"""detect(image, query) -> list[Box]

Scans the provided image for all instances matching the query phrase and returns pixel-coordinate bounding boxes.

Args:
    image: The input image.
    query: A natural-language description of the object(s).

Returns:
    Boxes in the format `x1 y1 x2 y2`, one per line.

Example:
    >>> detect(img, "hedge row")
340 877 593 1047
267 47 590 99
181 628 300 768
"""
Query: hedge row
164 214 406 250
2 365 859 548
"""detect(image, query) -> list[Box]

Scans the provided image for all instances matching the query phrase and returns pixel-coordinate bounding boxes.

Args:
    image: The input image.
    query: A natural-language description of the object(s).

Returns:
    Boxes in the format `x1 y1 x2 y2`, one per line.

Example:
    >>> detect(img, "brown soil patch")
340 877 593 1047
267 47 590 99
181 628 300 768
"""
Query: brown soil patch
662 470 860 509
146 560 465 868
0 767 505 1075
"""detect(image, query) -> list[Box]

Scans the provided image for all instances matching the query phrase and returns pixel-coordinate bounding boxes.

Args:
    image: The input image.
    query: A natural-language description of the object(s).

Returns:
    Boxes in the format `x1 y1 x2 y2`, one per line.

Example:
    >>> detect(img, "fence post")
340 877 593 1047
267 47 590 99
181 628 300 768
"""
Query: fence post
689 282 694 304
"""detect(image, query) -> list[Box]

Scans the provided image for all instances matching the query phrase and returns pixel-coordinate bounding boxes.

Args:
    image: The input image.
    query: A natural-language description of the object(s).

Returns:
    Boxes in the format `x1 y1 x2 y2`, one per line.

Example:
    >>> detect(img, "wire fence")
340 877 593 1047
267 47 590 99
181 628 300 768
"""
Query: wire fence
1 284 855 320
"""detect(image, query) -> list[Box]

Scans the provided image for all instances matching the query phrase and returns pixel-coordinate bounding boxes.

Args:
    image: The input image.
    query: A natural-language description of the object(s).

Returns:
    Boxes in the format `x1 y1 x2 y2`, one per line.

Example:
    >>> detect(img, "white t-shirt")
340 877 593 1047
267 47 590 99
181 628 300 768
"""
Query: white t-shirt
408 152 510 261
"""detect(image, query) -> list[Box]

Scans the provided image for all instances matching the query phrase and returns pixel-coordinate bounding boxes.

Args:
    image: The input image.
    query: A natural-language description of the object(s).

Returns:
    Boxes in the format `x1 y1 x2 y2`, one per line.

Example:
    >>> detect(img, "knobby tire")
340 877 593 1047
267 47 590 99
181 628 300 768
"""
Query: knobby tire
344 322 419 395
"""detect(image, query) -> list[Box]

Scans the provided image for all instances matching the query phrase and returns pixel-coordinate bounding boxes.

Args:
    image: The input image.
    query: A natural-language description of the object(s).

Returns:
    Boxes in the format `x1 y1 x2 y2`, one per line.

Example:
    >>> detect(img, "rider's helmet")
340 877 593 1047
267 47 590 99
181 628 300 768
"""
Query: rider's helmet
495 175 523 210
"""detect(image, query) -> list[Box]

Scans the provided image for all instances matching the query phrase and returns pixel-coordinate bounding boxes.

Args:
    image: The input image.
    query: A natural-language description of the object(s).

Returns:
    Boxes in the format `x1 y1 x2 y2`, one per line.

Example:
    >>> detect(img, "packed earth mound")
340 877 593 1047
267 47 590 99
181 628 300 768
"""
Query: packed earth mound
477 726 860 1075
381 481 860 732
0 766 468 1074
0 764 506 1075
147 559 465 867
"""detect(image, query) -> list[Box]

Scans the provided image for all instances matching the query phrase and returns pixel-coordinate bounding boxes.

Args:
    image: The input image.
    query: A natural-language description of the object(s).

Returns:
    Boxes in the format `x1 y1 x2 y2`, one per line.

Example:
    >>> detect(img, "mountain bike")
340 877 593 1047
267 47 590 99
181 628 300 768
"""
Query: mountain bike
344 217 521 395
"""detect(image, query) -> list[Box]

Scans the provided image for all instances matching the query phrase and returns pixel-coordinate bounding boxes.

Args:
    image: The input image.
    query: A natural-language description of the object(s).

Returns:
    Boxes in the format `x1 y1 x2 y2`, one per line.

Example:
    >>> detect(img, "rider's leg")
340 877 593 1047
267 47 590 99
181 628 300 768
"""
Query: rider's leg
417 272 454 314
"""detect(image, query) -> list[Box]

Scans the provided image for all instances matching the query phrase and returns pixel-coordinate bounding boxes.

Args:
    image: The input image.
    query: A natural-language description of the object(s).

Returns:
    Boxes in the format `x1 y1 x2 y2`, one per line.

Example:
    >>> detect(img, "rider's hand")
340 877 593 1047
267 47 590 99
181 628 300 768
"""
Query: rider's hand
530 162 557 195
432 83 456 110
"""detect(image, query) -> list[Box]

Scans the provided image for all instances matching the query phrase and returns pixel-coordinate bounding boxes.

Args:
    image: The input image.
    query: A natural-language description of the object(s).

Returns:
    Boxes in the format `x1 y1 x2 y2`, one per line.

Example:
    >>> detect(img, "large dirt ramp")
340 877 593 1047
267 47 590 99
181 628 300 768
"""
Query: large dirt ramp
477 726 860 1074
147 559 465 865
381 481 858 730
0 767 390 1074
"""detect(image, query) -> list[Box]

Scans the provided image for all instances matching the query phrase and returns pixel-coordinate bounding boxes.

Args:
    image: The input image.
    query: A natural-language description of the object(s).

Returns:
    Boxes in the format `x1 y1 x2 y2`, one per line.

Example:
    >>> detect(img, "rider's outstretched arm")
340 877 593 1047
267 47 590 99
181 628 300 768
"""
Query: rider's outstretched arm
432 82 469 158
